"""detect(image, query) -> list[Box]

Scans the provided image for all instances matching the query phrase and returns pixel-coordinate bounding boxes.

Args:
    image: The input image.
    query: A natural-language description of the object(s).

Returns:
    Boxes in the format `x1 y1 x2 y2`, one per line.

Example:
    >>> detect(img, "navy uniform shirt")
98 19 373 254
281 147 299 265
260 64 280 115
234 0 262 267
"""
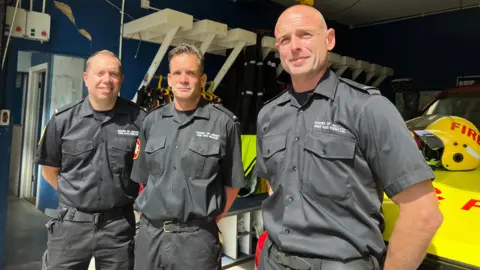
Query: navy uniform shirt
255 70 435 261
34 97 146 212
130 99 246 222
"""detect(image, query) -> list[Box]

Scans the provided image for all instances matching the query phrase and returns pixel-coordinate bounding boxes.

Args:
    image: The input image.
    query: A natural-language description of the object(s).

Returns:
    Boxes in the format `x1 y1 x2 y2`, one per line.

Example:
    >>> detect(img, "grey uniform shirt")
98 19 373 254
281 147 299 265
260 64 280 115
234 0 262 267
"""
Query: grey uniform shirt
130 99 246 222
34 97 146 212
255 70 435 261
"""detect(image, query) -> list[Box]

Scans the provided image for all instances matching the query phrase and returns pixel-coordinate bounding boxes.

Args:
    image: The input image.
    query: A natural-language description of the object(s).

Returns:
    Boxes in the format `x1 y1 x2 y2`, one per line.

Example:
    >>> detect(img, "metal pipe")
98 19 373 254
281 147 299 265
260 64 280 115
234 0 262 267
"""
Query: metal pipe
351 4 479 28
42 0 46 13
119 0 125 60
30 0 32 11
2 0 21 70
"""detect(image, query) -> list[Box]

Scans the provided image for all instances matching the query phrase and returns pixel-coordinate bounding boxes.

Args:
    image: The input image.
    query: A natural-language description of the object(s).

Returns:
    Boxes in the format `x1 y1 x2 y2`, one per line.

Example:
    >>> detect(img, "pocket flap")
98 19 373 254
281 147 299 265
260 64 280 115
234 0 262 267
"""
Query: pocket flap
304 133 355 159
62 139 94 155
111 137 136 152
188 140 220 156
262 135 286 158
145 136 166 154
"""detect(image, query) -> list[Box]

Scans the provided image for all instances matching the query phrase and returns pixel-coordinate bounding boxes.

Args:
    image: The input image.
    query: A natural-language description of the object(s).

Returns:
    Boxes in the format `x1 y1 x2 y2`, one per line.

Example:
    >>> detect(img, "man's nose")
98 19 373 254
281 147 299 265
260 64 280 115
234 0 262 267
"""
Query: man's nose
179 73 189 83
289 36 301 51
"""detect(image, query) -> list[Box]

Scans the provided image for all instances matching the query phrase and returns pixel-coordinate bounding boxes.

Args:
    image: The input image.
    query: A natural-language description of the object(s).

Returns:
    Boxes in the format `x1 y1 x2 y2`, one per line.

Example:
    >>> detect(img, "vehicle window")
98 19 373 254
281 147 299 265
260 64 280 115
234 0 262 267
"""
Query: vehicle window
424 92 480 128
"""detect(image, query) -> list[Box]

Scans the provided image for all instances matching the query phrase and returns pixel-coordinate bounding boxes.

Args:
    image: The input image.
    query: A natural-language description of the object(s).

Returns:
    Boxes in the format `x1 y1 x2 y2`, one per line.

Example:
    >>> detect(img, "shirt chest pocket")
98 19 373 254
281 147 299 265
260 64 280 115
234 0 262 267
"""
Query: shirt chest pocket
109 137 136 175
262 135 286 183
145 136 166 176
302 132 356 201
62 139 94 166
182 138 221 179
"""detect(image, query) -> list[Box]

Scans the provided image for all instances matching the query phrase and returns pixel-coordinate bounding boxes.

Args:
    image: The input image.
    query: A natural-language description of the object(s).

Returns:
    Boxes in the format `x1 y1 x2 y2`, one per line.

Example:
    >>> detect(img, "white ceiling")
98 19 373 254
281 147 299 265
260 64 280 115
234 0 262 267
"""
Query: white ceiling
272 0 480 27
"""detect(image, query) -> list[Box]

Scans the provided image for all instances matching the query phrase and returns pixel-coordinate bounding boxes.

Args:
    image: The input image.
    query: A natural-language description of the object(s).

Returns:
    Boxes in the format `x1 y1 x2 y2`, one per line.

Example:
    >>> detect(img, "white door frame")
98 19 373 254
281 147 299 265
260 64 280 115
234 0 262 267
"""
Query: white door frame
19 63 49 207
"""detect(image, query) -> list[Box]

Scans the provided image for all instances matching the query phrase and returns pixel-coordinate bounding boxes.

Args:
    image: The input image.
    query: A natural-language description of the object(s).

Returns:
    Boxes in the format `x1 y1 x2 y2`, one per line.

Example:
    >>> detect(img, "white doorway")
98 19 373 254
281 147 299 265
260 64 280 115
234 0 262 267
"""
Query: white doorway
19 62 49 207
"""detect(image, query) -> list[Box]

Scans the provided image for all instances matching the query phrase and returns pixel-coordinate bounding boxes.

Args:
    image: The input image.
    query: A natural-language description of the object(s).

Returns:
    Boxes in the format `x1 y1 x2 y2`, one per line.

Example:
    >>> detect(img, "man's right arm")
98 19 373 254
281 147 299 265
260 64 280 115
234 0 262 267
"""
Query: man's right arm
42 166 60 190
34 115 62 190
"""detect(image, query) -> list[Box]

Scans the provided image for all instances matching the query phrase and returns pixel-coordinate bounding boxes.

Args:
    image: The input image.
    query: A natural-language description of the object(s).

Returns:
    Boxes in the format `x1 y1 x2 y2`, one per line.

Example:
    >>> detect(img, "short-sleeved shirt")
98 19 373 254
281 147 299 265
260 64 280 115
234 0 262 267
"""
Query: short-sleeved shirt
34 97 146 212
255 70 435 261
130 99 246 222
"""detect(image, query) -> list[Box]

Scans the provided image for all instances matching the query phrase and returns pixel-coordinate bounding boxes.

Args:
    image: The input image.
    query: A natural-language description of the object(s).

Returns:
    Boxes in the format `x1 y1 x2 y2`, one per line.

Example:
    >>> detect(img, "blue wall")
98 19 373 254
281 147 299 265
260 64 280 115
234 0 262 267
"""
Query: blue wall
346 7 480 98
0 0 335 266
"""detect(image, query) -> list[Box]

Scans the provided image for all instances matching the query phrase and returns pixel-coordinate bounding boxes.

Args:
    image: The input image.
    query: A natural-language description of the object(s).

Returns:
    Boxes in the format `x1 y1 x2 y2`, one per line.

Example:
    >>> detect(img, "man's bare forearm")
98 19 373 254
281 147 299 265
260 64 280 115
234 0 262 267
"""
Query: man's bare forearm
216 186 239 222
384 204 443 269
42 166 60 190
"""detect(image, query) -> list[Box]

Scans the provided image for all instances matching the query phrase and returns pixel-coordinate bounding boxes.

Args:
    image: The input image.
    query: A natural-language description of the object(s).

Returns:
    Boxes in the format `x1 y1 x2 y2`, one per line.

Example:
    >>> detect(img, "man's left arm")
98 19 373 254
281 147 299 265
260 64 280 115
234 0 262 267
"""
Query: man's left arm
217 118 246 222
357 95 443 270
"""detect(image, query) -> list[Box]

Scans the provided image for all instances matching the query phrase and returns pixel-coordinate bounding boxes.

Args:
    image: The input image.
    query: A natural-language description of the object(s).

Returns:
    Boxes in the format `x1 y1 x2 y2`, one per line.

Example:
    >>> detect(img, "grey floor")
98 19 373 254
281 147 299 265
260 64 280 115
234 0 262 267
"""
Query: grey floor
3 194 254 270
5 194 49 270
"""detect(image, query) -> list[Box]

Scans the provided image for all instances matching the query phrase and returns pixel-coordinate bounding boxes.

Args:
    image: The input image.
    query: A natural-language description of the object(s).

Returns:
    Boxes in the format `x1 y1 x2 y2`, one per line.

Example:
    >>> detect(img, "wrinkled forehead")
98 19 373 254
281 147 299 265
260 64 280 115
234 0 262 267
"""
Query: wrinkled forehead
88 55 121 72
275 13 323 38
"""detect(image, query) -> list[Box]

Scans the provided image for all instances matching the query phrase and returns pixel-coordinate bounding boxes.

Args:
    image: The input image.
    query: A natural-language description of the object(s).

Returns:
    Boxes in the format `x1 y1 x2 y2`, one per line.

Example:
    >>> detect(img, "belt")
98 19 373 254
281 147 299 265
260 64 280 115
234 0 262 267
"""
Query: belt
57 205 132 225
270 240 377 270
141 215 215 233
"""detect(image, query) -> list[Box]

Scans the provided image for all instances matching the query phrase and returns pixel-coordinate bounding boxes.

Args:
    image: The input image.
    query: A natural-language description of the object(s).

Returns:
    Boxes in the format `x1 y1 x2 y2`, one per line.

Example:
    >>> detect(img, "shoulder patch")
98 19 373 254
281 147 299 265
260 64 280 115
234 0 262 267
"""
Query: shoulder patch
212 103 238 121
263 89 288 106
339 77 381 95
54 99 83 115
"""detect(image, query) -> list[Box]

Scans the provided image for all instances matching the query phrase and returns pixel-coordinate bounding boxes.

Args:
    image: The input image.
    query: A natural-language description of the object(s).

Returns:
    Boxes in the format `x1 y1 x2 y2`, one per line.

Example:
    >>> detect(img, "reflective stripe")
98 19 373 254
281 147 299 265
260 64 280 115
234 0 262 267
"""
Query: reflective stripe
466 145 480 159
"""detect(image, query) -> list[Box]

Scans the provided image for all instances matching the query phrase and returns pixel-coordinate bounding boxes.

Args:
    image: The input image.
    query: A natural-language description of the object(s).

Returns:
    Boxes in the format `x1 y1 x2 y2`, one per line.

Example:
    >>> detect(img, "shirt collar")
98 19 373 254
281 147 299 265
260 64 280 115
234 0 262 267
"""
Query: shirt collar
162 98 211 121
312 69 339 100
78 97 128 118
282 69 339 104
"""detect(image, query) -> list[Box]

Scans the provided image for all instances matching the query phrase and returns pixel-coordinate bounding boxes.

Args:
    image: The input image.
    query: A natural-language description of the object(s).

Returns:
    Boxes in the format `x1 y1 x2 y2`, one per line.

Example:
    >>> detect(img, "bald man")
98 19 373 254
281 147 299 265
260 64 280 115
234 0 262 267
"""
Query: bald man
255 5 443 270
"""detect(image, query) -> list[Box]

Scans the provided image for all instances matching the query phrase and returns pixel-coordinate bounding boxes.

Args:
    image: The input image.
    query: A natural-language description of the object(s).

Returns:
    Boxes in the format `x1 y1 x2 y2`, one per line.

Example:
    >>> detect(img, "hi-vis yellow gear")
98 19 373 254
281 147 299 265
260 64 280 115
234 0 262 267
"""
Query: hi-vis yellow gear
412 116 480 171
238 135 269 197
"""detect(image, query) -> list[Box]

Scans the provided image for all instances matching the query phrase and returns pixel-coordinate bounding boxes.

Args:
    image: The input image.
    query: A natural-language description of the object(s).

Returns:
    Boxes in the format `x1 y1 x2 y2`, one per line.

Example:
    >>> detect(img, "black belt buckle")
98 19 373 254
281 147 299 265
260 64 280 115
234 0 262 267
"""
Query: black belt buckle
163 221 173 232
93 213 104 225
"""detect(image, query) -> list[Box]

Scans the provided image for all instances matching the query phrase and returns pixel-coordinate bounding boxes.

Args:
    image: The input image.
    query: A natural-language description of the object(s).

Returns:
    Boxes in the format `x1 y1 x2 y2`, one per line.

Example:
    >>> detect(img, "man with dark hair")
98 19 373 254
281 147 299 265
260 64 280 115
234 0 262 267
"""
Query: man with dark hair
131 43 246 270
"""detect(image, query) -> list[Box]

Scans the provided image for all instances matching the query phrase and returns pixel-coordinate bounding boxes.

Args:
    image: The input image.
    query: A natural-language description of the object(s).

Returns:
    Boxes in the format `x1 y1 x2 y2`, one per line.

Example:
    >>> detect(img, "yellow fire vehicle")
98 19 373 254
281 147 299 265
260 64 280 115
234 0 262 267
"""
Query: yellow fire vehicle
382 85 480 269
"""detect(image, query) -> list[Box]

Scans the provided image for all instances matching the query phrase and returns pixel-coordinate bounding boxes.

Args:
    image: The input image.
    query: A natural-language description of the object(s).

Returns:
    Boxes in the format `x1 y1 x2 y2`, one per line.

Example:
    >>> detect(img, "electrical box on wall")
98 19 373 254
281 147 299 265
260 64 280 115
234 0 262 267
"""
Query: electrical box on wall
26 11 51 41
0 109 10 126
5 6 51 42
5 6 27 38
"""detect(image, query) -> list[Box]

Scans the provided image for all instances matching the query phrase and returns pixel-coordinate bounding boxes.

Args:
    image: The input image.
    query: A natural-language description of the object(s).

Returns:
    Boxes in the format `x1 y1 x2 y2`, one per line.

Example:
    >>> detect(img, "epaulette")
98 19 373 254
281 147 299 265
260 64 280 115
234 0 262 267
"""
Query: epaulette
339 77 381 95
212 103 238 122
119 97 147 111
263 89 288 106
54 99 83 115
121 97 147 112
145 103 168 116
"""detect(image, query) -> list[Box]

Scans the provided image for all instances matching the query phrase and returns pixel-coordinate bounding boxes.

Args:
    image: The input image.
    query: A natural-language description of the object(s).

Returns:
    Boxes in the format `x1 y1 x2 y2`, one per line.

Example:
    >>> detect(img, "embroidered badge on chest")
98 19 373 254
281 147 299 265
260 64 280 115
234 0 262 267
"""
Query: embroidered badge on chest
196 131 220 140
313 121 347 134
117 130 139 136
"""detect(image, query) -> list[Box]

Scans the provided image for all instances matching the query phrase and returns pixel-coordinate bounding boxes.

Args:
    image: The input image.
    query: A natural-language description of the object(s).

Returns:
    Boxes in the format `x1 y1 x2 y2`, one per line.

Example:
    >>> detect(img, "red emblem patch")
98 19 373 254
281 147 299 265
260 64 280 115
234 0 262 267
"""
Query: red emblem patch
133 139 140 160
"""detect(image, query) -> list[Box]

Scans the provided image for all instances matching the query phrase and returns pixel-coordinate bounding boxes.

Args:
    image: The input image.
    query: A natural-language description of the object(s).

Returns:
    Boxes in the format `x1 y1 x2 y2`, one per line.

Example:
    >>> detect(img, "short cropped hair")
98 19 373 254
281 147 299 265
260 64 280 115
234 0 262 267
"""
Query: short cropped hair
86 50 123 74
168 43 204 74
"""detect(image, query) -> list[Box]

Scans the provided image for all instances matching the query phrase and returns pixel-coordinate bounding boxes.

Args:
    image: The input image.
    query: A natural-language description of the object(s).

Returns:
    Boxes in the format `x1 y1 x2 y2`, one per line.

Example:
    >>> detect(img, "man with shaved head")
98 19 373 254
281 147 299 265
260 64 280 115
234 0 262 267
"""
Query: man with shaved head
255 4 443 270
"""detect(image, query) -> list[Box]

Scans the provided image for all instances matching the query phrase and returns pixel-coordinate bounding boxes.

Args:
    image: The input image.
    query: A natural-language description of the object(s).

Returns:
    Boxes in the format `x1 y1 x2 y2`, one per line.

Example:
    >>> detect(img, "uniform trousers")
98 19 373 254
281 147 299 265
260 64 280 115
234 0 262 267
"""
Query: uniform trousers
42 205 136 270
134 215 223 270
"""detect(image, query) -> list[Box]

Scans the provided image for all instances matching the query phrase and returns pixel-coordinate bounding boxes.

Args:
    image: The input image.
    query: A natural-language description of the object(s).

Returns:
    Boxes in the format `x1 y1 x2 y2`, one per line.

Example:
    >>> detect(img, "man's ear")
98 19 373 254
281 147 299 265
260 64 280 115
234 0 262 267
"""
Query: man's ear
201 73 207 88
326 28 336 51
167 73 172 88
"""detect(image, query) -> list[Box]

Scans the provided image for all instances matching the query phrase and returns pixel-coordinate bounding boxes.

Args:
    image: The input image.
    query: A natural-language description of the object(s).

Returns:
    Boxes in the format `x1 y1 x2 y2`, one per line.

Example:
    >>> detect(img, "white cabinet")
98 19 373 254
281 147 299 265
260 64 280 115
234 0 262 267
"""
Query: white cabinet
218 194 266 268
